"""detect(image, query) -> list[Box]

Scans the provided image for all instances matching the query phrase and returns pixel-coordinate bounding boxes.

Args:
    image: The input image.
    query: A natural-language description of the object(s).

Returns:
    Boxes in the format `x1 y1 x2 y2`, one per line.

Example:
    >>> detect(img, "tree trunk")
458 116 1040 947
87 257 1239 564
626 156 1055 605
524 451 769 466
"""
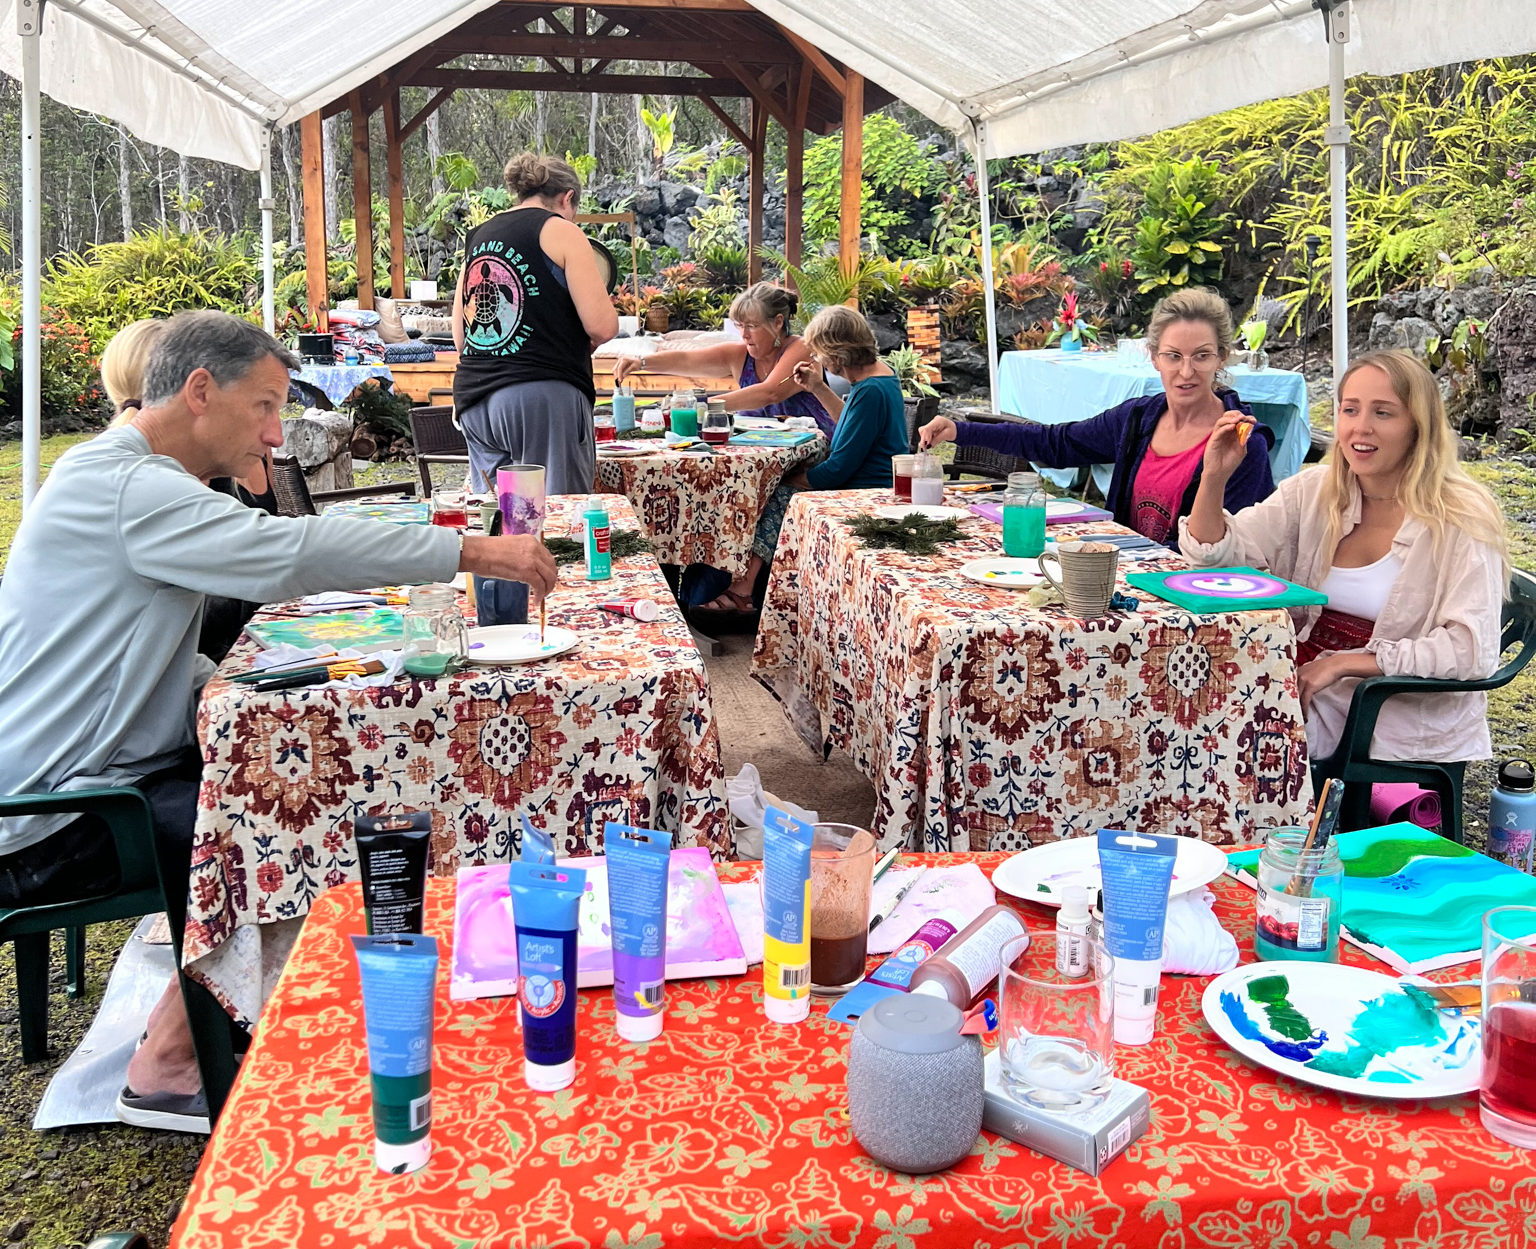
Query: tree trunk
280 124 302 247
534 91 547 153
322 114 341 244
177 153 191 230
117 122 133 240
588 93 599 162
155 148 167 226
427 109 445 196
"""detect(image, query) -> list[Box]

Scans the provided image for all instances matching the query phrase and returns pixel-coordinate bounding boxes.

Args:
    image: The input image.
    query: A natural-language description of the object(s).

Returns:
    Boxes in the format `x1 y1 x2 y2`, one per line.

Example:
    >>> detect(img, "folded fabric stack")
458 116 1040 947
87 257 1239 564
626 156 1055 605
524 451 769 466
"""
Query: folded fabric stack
327 308 385 363
401 313 454 338
382 342 438 364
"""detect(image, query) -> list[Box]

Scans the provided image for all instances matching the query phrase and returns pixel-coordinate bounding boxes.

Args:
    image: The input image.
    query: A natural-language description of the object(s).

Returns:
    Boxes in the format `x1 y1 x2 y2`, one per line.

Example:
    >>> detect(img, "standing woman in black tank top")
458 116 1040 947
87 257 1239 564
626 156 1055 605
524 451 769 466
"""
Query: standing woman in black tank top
451 153 619 495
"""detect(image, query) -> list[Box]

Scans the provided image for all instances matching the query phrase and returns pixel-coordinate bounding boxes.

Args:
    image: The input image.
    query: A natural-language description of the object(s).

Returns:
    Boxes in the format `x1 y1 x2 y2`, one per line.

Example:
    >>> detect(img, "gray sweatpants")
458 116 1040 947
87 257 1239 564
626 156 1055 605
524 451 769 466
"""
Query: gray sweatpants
457 378 596 496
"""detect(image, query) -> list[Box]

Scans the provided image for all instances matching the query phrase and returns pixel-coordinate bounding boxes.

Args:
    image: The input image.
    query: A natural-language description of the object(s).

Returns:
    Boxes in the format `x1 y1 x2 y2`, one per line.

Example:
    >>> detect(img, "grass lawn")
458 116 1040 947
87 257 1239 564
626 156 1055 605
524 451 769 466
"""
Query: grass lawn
0 433 95 575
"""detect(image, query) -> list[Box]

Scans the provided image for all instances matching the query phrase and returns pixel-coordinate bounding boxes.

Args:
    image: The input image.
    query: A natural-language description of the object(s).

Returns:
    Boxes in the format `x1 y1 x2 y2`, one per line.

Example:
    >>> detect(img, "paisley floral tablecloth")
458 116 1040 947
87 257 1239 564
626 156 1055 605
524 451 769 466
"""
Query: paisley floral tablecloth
752 490 1311 852
594 436 826 576
171 858 1522 1249
184 493 730 1023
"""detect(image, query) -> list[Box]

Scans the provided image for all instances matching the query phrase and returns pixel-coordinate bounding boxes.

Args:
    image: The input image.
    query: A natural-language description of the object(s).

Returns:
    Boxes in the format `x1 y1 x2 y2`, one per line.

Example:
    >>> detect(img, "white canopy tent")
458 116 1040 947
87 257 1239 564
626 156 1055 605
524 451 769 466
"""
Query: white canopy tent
5 0 1534 506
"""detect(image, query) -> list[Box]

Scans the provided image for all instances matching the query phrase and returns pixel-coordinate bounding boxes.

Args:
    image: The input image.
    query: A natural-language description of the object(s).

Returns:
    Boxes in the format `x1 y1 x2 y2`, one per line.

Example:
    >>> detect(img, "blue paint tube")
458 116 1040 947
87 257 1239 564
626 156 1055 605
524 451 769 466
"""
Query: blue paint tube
521 813 556 864
351 933 439 1174
509 861 587 1089
762 805 815 1025
1096 828 1178 1046
605 821 673 1043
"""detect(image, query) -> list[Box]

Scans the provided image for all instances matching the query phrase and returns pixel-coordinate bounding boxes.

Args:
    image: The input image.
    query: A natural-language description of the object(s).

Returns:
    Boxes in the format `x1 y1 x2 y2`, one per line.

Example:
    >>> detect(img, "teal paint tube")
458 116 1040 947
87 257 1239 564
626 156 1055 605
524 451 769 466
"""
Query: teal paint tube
351 933 439 1174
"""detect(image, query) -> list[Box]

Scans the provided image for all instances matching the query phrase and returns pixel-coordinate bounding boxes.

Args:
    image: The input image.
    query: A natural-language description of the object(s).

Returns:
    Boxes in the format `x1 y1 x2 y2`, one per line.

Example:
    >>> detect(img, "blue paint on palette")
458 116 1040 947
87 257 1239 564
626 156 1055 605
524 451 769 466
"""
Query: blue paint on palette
1218 990 1329 1062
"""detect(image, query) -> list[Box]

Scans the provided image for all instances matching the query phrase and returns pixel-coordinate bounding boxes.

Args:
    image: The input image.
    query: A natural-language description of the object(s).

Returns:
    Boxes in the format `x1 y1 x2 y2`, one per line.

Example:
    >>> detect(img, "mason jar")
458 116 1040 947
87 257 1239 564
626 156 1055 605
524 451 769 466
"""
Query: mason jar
1254 828 1343 962
401 583 468 677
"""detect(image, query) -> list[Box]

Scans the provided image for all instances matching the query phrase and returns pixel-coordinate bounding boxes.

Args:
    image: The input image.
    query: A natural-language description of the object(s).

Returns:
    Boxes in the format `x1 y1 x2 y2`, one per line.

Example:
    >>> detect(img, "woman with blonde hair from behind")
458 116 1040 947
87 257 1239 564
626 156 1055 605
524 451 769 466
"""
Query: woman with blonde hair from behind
104 318 166 427
1182 348 1508 762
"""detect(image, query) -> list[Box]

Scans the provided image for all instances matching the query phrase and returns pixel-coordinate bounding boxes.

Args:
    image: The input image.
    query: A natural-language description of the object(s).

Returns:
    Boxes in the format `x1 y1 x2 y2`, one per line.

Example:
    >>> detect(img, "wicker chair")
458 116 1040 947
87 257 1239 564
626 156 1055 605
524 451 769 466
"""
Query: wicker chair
941 411 1039 481
903 394 941 454
409 404 471 495
268 455 417 518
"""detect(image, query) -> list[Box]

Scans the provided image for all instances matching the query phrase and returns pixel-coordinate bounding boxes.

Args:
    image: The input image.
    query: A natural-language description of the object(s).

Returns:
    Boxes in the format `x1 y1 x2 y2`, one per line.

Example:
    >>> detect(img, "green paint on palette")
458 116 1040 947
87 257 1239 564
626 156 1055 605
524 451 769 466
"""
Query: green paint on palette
1245 974 1314 1041
1341 834 1470 879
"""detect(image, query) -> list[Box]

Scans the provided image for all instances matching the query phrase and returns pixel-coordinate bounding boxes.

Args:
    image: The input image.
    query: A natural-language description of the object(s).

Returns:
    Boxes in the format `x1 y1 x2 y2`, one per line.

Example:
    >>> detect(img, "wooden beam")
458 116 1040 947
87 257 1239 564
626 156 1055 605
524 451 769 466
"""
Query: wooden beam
350 91 375 310
839 70 863 301
777 26 845 97
587 0 753 9
698 95 750 150
383 91 406 301
300 110 329 332
785 61 810 278
408 68 751 95
748 98 766 283
427 34 793 62
398 86 456 145
722 59 791 129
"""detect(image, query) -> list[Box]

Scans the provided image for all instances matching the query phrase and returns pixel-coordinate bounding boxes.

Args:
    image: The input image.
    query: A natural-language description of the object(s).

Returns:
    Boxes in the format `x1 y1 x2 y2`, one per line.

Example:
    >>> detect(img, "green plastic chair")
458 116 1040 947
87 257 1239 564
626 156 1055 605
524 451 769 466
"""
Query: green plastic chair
1310 570 1536 844
0 787 239 1122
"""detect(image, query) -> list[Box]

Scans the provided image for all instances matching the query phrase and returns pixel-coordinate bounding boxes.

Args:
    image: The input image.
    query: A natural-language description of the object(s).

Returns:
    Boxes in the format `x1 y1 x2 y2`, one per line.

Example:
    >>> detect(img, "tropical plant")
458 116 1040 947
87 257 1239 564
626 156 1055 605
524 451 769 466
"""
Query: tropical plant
1127 158 1229 305
801 115 941 256
640 106 676 174
346 378 414 441
698 245 749 289
757 248 900 324
883 345 939 398
896 255 969 305
565 150 597 184
655 283 713 329
1045 289 1099 346
44 227 255 346
0 287 106 425
1085 254 1137 324
705 153 747 193
1010 318 1057 352
990 240 1068 306
688 186 745 254
433 152 481 192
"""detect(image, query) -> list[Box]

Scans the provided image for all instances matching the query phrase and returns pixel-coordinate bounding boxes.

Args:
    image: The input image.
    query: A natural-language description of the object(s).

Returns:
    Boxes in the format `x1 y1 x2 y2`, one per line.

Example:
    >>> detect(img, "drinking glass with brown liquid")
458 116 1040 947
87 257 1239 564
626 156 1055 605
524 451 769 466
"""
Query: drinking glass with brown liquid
809 823 876 995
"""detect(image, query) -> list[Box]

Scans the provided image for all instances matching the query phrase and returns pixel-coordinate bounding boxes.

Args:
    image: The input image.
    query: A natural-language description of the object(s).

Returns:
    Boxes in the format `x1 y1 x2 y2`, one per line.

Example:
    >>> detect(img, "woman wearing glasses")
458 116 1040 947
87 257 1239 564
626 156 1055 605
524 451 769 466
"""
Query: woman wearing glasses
919 288 1274 546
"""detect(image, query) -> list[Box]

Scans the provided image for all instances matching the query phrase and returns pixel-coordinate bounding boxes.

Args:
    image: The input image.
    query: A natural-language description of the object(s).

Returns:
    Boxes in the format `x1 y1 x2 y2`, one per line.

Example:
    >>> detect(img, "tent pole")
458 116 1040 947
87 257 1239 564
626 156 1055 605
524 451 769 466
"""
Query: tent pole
18 0 43 510
1323 0 1351 392
973 120 999 412
259 124 276 334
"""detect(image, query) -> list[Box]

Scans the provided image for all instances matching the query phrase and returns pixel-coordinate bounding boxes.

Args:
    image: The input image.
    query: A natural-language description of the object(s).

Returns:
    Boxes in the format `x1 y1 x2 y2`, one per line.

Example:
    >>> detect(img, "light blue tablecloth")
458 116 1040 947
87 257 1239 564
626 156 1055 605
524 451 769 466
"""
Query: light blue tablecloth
996 348 1311 494
292 364 395 406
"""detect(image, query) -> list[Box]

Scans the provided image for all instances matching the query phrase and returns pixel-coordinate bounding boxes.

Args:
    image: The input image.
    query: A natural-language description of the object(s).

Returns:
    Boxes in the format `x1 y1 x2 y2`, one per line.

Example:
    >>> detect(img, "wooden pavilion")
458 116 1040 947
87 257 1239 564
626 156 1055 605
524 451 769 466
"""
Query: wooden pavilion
298 0 892 333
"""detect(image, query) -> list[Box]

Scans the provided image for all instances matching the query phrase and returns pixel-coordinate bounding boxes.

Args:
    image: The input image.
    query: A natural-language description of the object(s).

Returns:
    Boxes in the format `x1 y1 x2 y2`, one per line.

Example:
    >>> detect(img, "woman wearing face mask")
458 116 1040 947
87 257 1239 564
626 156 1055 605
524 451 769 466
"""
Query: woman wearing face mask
920 287 1275 547
1182 349 1508 761
611 283 834 437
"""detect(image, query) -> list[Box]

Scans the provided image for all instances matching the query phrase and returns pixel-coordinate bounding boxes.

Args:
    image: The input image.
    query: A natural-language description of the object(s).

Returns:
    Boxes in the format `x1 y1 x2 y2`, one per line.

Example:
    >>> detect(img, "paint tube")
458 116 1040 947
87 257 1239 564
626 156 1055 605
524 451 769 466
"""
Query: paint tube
351 934 438 1174
605 821 673 1043
599 599 660 622
356 812 431 936
762 805 815 1024
828 918 960 1023
520 813 555 865
509 861 587 1089
1096 829 1178 1045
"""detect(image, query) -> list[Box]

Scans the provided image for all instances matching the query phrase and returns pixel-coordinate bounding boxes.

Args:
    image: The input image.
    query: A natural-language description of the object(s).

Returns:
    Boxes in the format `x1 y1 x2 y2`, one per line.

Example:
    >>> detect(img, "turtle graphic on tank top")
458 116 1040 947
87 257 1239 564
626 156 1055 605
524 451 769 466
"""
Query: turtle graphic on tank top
463 254 528 354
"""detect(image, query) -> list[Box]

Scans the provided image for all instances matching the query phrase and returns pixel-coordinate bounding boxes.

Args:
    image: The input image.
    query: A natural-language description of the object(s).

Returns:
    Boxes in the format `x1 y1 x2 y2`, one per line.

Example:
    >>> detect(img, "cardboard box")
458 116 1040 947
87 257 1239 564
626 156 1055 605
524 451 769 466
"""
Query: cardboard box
981 1049 1150 1175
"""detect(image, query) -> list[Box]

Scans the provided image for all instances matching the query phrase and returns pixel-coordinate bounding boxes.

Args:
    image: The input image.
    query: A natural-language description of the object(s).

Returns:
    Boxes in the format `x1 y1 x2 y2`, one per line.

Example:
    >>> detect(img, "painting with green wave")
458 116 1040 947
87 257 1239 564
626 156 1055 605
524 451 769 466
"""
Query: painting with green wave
1228 821 1536 973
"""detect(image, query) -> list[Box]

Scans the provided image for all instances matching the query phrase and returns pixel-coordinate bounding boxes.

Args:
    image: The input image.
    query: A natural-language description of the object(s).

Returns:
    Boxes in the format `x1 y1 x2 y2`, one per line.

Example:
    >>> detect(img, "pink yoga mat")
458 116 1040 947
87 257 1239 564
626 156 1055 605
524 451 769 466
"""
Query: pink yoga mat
1370 782 1442 831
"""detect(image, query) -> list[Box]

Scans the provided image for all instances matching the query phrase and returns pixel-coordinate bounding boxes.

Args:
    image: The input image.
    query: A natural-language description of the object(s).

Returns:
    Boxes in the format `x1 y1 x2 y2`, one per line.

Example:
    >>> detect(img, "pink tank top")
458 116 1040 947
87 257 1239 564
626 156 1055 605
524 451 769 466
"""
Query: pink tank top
1131 438 1209 544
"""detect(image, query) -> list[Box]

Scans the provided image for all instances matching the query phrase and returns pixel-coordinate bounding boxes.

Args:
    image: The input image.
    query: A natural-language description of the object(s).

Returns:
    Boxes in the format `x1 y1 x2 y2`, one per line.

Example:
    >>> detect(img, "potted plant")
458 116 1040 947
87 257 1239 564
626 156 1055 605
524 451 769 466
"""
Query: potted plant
884 345 940 399
1239 318 1269 370
1046 289 1098 353
641 285 669 334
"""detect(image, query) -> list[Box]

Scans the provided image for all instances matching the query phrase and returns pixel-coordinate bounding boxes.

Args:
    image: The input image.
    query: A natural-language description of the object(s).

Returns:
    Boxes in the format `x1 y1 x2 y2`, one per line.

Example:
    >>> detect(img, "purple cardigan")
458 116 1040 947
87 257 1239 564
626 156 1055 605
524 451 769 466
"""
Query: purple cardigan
953 391 1275 547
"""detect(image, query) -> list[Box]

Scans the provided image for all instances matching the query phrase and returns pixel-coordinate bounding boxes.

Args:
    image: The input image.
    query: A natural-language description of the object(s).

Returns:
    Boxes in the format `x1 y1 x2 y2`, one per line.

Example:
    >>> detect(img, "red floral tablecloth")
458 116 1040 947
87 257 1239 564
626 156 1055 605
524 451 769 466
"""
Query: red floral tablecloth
184 493 729 1023
594 436 826 576
171 857 1524 1249
752 490 1311 852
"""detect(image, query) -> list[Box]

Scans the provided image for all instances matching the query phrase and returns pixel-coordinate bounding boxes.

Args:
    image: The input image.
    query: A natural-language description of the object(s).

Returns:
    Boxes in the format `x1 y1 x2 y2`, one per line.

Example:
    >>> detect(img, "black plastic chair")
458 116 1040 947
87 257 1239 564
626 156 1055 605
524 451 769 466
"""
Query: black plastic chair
0 788 238 1122
269 455 417 518
1311 569 1536 844
938 411 1037 481
903 394 940 454
409 404 471 496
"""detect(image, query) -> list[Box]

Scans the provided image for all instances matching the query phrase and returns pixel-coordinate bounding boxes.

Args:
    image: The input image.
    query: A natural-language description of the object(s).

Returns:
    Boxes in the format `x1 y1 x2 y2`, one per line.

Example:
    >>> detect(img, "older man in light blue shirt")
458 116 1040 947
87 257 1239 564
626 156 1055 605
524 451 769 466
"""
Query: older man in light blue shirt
0 310 557 1131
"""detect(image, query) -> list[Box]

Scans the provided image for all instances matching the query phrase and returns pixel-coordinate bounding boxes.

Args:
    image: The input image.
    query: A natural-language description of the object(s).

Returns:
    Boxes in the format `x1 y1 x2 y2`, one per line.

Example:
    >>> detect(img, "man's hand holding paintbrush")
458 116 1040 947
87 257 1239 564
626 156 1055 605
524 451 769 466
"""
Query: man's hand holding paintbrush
458 533 558 606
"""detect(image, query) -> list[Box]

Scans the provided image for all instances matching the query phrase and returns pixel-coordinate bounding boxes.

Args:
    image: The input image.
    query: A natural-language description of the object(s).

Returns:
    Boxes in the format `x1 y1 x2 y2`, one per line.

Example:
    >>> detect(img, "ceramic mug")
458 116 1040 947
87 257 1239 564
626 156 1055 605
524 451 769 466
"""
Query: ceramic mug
1037 540 1119 618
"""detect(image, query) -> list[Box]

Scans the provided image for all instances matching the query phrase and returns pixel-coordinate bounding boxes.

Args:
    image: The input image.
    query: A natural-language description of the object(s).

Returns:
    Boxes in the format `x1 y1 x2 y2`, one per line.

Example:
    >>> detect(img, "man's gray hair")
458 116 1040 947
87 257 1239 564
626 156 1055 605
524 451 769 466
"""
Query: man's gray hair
141 309 301 407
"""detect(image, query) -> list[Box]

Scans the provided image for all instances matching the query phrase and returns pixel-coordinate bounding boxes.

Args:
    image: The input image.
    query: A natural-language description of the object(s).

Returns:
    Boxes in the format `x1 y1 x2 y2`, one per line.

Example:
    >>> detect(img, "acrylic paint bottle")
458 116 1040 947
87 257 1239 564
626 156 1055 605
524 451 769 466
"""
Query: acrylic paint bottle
583 507 612 580
1055 885 1092 978
1488 760 1536 872
909 905 1027 1007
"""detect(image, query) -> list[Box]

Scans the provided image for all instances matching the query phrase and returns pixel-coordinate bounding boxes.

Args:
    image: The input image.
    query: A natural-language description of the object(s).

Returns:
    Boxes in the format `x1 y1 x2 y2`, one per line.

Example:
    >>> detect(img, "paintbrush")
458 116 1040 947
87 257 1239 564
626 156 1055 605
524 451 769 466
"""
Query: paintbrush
1288 778 1345 898
230 649 342 682
872 846 900 884
869 871 921 933
249 658 386 691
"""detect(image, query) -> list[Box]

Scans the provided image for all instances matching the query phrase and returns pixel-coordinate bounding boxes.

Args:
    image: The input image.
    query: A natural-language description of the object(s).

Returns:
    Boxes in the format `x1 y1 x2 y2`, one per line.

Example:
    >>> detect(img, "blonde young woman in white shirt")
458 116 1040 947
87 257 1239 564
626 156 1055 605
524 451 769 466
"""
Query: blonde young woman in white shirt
1181 349 1508 762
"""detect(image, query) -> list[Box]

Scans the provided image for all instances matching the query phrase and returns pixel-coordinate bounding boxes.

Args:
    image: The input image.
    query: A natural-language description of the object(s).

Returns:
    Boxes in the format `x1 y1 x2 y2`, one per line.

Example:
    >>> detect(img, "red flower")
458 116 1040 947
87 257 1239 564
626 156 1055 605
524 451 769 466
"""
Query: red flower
256 861 285 893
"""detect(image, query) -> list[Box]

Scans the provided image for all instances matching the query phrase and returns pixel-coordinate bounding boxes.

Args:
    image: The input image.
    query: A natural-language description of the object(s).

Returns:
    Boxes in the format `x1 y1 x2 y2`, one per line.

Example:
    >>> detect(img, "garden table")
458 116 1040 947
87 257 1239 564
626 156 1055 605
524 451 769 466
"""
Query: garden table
182 493 730 1025
752 489 1311 851
594 434 827 577
169 856 1520 1249
997 348 1311 492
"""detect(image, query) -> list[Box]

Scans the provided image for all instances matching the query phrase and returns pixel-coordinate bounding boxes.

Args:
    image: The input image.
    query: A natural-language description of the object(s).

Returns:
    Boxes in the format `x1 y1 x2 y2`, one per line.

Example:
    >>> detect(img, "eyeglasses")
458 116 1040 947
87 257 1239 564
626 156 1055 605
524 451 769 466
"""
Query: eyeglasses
1155 350 1222 369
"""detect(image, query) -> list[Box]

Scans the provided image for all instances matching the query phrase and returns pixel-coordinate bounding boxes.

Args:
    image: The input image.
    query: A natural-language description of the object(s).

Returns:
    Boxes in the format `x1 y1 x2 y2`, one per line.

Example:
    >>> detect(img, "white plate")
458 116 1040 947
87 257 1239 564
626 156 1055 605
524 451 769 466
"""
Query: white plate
874 504 970 522
958 558 1044 590
992 834 1228 905
1201 963 1481 1099
1046 499 1089 518
466 624 580 665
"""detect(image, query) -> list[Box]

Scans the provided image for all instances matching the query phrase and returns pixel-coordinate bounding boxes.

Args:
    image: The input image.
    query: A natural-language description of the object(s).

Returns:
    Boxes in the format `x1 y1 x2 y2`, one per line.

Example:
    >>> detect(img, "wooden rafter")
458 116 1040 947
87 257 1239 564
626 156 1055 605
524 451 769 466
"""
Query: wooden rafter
427 34 793 61
698 96 750 149
778 26 845 97
398 86 456 144
722 59 791 129
408 68 752 95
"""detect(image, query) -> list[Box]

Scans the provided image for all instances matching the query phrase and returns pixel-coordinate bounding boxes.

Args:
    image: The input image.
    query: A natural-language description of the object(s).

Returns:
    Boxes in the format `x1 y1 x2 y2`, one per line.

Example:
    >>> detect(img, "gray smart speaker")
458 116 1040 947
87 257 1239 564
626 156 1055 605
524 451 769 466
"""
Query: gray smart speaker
847 993 985 1173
